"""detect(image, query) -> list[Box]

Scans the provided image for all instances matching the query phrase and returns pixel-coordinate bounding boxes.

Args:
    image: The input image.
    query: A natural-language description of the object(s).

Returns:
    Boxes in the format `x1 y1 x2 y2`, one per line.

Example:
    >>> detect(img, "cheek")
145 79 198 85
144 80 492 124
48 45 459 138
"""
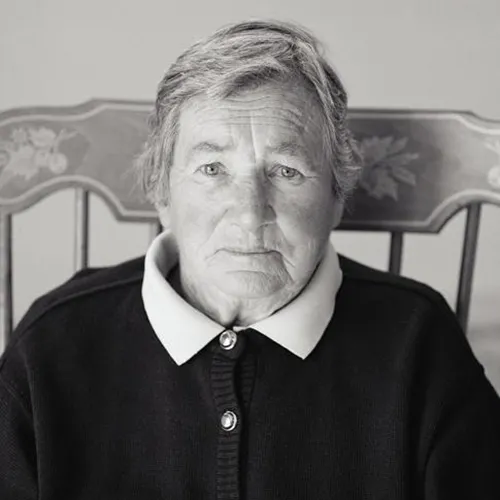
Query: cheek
169 192 222 245
276 186 336 240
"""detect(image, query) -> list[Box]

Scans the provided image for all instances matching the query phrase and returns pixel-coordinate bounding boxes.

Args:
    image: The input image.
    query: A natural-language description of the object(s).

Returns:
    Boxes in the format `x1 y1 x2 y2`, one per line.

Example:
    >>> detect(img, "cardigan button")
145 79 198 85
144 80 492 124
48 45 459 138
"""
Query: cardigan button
219 330 238 350
221 410 238 431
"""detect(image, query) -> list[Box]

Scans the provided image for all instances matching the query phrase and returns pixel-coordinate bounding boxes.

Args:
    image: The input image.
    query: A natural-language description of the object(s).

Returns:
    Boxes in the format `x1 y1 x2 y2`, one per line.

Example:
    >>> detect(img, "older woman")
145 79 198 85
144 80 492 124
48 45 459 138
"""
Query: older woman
1 20 499 500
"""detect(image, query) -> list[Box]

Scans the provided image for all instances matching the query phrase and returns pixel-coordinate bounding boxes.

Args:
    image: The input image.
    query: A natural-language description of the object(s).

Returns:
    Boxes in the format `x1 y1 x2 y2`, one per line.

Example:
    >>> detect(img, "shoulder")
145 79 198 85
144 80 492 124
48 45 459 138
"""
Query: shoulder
336 252 498 404
337 254 454 325
0 256 146 372
339 254 445 307
335 253 488 389
334 254 476 375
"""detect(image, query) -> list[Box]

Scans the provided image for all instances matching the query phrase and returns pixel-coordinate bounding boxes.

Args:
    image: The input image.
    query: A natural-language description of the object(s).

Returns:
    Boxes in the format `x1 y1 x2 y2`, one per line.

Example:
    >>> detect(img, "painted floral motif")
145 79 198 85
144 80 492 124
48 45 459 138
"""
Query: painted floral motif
357 136 420 200
485 139 500 190
0 126 78 190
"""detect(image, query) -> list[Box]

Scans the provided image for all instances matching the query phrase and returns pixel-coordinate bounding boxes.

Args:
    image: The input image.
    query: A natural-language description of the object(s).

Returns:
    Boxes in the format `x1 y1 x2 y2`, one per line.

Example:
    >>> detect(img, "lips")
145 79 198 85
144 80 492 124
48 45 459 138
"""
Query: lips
222 248 272 255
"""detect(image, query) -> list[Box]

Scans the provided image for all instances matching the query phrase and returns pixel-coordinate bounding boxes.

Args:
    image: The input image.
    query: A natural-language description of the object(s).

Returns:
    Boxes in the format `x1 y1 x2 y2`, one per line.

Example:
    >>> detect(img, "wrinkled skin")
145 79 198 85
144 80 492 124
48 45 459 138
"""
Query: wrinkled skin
158 82 343 326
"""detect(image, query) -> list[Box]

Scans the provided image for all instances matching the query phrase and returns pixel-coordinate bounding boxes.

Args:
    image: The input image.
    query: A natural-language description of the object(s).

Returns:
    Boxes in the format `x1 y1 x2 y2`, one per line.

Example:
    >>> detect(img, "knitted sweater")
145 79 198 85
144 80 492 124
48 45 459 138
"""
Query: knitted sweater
0 255 499 499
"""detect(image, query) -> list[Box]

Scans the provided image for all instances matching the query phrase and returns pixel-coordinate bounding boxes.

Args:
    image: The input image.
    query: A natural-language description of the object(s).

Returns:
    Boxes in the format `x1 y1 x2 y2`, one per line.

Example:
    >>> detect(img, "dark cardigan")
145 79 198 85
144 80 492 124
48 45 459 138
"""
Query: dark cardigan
1 255 499 500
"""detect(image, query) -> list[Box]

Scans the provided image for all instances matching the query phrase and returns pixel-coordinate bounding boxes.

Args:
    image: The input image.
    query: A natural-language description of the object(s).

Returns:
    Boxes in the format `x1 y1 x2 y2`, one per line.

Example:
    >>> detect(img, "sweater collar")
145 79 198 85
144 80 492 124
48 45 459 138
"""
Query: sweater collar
141 231 343 365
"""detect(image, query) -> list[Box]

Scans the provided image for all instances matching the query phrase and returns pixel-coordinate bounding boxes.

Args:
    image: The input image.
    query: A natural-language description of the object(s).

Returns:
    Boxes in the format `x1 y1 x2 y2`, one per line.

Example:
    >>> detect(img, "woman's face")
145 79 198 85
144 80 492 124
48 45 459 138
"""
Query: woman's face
159 82 342 299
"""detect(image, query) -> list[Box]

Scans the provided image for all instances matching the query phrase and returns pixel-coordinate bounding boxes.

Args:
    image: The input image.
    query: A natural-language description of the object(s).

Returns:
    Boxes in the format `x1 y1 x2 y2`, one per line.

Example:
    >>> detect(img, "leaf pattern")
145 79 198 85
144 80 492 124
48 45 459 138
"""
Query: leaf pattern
358 135 420 200
0 126 78 190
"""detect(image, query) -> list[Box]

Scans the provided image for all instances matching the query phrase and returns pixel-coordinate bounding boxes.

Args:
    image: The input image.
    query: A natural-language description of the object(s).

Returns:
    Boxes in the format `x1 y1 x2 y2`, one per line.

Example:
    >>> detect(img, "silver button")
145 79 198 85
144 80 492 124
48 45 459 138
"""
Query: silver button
221 410 238 431
219 330 238 350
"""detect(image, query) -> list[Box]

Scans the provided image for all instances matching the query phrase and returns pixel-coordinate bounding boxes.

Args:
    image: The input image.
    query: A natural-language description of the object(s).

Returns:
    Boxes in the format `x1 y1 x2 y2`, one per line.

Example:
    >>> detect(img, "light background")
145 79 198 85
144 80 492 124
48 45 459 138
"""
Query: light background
1 0 499 389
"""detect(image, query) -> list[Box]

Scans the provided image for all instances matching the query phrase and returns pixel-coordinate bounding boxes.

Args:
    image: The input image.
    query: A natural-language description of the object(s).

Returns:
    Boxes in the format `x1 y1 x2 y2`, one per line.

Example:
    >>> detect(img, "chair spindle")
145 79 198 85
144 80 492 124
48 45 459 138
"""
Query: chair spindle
388 232 404 275
0 213 13 352
74 189 90 271
456 203 482 333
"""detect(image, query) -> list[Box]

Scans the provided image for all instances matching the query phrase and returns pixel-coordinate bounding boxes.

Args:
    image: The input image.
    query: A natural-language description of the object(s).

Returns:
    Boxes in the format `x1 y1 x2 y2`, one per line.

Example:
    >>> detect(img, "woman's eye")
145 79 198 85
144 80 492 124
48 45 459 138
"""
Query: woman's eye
200 163 221 176
274 165 302 179
280 166 298 178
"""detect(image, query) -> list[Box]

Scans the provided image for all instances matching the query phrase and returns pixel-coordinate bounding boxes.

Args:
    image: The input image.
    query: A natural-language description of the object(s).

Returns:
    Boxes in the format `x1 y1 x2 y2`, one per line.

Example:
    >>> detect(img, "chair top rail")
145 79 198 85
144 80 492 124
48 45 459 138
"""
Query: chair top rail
1 100 499 232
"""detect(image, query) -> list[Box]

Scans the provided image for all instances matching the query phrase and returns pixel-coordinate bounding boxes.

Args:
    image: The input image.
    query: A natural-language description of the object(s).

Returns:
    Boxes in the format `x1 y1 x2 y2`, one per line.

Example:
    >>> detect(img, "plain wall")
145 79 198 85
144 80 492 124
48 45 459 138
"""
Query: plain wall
1 0 499 386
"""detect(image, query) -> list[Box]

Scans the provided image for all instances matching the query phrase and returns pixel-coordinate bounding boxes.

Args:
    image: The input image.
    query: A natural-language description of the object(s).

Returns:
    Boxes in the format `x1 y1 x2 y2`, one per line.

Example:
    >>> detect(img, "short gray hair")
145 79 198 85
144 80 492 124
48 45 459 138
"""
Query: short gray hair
135 19 361 206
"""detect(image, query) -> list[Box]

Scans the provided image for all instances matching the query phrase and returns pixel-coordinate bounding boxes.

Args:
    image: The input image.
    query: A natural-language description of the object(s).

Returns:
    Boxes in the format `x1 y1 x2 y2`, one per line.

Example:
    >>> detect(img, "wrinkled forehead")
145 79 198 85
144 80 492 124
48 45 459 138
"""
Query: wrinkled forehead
175 82 326 154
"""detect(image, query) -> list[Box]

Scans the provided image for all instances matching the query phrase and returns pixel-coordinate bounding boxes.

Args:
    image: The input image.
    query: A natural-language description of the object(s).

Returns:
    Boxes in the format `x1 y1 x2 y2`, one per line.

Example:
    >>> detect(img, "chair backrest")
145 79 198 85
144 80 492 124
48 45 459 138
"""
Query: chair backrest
1 100 500 351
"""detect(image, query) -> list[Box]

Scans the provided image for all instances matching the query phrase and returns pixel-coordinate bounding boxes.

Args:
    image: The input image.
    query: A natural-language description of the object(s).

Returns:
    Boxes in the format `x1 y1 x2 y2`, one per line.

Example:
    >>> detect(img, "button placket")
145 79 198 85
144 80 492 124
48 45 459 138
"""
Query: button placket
211 332 246 499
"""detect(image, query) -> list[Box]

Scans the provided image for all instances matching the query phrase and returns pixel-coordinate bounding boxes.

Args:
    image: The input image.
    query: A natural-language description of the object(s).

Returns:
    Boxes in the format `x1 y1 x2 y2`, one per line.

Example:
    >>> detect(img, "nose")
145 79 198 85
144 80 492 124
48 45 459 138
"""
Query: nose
230 176 273 231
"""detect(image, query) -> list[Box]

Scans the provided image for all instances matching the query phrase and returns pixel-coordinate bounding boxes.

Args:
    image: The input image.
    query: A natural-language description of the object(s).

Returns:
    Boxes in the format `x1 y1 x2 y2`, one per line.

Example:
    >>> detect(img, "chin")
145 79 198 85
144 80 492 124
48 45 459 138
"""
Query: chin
216 271 285 299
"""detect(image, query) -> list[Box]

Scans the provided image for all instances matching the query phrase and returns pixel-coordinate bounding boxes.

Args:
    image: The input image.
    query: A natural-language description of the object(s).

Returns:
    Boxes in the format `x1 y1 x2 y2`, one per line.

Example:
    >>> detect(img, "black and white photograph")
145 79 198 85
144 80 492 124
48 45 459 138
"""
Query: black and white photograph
0 1 499 498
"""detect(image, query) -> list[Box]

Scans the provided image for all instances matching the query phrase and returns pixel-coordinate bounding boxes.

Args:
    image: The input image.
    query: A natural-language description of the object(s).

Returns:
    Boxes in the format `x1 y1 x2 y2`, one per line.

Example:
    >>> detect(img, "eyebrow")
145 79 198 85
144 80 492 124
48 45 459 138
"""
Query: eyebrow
185 140 309 162
266 141 308 158
186 141 232 161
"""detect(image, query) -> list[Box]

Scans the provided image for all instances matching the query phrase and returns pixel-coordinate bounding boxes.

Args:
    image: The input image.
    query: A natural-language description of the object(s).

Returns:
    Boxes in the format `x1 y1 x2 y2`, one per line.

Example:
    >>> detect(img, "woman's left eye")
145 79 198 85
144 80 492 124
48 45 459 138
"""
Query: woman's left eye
280 166 298 178
199 163 221 176
273 165 302 179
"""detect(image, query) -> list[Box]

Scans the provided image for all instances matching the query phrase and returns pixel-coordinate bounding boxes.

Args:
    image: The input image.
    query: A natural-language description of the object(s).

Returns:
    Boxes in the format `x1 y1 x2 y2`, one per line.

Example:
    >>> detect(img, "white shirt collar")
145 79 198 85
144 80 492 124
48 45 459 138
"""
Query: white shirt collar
141 231 343 365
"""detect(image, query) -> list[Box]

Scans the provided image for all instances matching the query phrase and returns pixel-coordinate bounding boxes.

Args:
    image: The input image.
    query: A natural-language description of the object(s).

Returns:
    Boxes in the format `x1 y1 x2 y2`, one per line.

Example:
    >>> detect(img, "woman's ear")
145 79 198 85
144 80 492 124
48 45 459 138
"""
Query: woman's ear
155 203 170 230
330 200 345 230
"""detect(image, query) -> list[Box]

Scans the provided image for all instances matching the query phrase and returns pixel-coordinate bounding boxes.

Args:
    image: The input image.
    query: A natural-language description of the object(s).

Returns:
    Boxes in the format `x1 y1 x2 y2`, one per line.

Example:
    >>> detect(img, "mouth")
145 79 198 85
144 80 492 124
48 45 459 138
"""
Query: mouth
221 248 274 256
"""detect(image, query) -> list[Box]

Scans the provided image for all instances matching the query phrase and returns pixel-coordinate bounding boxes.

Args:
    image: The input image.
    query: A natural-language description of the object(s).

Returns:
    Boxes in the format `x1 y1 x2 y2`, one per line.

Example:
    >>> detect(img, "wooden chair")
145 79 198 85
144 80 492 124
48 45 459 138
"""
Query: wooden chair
1 100 500 352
